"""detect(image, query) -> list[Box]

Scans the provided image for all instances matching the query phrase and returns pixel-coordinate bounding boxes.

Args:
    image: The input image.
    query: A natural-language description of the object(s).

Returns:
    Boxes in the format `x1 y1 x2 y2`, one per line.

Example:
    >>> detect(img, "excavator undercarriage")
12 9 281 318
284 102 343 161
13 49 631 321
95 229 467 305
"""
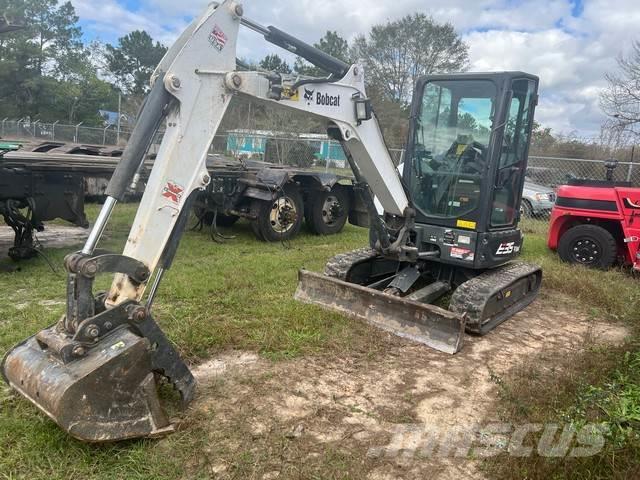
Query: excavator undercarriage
296 249 541 353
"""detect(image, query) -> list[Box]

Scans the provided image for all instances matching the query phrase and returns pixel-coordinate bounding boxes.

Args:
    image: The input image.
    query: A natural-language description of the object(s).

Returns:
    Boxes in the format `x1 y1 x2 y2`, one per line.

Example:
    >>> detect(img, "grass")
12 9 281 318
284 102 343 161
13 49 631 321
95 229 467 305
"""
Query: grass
520 218 640 324
483 343 640 479
483 217 640 480
0 203 372 479
0 211 638 479
1 203 372 362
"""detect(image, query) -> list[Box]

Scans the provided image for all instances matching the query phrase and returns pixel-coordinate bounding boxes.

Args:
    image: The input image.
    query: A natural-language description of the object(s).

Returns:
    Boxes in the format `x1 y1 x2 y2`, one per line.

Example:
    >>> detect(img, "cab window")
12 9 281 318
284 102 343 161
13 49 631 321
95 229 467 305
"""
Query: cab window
410 80 496 219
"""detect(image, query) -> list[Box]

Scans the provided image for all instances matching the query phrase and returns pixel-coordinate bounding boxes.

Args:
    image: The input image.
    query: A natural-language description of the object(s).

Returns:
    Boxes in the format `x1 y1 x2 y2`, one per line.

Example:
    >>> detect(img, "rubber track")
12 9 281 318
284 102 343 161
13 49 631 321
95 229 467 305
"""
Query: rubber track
449 262 542 334
324 247 379 280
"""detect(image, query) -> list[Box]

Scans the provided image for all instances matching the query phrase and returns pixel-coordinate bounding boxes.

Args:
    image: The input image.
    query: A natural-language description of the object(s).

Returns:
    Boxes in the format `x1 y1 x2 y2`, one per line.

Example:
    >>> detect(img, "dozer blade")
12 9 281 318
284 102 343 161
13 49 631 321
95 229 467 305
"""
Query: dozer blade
295 270 466 354
2 327 172 443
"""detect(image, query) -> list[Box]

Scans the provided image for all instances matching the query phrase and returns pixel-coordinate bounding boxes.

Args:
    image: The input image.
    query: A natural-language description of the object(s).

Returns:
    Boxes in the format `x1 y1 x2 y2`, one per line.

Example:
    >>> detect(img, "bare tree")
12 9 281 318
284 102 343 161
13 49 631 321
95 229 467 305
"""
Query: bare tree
351 14 469 105
600 41 640 140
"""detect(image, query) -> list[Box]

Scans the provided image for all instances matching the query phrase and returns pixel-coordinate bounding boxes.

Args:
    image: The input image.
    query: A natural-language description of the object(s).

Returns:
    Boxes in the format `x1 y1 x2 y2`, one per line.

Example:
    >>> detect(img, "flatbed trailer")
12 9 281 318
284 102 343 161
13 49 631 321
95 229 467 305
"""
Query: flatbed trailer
1 142 359 259
1 152 88 260
1 141 149 259
1 142 150 199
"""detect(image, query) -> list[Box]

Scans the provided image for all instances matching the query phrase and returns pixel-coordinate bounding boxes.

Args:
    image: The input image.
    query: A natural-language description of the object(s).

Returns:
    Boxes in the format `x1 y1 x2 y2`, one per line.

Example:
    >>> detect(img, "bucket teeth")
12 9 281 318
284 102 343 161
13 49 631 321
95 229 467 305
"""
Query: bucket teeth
2 327 173 442
295 269 466 354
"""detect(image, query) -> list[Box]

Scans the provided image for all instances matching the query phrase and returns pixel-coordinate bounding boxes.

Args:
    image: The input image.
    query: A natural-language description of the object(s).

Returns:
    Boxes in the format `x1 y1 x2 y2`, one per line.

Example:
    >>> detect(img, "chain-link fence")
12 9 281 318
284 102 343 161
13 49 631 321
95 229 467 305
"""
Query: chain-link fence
8 118 634 181
1 118 134 146
527 156 639 187
5 116 636 243
520 154 640 236
207 130 405 174
0 119 403 175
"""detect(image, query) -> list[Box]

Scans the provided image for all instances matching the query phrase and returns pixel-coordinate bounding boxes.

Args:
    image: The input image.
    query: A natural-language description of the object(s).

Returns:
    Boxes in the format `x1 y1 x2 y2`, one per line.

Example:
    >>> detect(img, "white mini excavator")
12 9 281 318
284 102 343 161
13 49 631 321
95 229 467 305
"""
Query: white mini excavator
2 1 542 442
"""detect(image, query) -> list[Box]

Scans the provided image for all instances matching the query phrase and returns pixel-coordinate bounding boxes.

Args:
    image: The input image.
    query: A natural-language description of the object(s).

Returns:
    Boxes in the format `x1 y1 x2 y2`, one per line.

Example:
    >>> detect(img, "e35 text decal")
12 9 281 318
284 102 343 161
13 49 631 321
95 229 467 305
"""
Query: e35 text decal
496 242 516 255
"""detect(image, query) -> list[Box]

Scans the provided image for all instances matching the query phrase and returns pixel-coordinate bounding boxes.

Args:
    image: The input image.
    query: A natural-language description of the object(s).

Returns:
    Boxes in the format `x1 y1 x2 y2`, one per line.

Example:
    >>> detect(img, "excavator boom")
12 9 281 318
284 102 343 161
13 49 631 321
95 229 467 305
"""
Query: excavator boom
1 1 449 442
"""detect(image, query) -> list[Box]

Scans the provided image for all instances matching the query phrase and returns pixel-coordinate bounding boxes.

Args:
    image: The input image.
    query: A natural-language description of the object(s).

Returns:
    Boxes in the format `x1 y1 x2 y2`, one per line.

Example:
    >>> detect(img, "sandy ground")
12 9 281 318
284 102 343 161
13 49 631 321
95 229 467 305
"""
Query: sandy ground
187 295 628 479
0 224 89 257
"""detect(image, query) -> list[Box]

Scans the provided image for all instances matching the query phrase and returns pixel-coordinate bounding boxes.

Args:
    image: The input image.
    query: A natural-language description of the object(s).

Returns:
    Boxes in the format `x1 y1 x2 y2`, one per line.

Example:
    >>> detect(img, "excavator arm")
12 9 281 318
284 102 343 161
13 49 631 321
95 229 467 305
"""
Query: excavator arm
102 0 410 306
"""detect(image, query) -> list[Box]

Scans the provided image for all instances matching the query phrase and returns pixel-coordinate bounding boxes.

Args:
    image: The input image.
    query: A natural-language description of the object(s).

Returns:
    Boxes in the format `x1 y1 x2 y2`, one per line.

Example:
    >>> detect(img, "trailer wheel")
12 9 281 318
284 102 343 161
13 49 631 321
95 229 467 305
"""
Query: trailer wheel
251 185 303 242
306 187 350 235
558 224 617 269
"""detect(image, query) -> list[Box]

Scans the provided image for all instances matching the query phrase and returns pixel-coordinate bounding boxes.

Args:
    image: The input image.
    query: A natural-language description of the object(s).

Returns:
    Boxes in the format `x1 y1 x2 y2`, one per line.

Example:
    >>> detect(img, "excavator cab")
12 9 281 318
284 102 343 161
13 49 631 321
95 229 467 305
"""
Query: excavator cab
403 72 539 269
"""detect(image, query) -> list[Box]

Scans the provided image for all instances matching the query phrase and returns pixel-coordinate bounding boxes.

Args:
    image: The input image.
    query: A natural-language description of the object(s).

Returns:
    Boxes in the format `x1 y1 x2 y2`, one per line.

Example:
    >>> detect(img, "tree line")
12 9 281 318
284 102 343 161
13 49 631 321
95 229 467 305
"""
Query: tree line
0 0 166 126
245 14 469 147
0 0 468 140
5 0 636 154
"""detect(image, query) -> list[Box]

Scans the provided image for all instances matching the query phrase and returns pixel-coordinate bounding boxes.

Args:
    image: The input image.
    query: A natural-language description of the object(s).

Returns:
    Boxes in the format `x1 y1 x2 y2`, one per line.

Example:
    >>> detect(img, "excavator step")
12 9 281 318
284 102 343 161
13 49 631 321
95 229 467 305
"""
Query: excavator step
449 262 542 335
295 270 466 354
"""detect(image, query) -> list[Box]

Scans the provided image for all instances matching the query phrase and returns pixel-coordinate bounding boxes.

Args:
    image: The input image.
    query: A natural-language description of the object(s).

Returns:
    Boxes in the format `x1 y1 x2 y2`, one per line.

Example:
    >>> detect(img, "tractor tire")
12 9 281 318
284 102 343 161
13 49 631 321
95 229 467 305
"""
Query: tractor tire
251 185 303 242
305 187 350 235
558 224 617 269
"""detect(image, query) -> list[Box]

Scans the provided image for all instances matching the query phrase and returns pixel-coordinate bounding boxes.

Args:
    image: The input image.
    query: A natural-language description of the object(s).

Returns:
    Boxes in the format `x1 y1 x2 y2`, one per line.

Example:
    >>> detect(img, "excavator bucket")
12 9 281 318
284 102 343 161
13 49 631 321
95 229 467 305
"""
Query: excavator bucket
2 327 173 443
295 270 466 354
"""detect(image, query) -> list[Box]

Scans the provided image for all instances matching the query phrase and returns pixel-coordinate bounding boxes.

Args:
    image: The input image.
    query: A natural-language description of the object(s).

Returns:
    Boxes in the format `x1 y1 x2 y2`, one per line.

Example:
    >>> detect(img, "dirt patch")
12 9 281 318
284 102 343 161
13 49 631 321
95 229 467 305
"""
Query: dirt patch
180 294 628 479
192 352 263 381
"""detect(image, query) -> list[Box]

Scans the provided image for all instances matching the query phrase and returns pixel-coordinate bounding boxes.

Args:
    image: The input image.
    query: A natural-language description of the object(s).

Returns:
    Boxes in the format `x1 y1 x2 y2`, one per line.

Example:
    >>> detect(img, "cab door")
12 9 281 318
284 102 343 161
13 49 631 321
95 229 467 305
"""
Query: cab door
490 78 538 229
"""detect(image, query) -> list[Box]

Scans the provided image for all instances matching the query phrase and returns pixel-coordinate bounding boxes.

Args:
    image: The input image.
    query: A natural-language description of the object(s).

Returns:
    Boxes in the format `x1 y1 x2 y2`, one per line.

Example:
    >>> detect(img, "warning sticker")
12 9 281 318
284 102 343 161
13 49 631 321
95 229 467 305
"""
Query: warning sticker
208 24 228 51
283 86 299 101
457 219 477 230
457 235 471 245
450 246 475 261
162 181 185 204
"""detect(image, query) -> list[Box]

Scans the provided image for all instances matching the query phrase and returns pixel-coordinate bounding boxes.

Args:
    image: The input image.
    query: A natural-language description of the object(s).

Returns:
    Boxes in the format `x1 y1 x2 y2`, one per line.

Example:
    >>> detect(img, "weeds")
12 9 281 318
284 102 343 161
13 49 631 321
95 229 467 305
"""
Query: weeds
484 219 640 479
0 209 638 479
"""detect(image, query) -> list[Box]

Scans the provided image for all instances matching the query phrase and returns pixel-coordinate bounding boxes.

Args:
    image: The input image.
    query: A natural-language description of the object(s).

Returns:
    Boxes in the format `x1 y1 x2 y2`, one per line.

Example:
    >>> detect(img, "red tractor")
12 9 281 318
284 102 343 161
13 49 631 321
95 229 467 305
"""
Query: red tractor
548 161 640 271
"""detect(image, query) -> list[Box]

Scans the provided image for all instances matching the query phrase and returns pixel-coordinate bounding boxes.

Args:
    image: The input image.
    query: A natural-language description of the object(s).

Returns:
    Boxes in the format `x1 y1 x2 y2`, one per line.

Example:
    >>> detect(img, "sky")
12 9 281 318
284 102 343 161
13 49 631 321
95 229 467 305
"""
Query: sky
70 0 640 137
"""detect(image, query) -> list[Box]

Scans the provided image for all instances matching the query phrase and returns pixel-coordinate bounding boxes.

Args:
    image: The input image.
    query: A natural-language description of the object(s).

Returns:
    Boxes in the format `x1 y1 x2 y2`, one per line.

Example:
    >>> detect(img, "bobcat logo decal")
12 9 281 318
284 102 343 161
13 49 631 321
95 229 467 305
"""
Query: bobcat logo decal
304 88 315 101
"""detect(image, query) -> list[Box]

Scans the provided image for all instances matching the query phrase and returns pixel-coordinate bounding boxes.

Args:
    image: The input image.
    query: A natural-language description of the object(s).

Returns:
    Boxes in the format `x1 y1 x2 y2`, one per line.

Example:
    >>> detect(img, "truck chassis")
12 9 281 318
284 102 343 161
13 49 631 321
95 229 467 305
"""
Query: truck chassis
196 156 354 241
1 141 356 260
